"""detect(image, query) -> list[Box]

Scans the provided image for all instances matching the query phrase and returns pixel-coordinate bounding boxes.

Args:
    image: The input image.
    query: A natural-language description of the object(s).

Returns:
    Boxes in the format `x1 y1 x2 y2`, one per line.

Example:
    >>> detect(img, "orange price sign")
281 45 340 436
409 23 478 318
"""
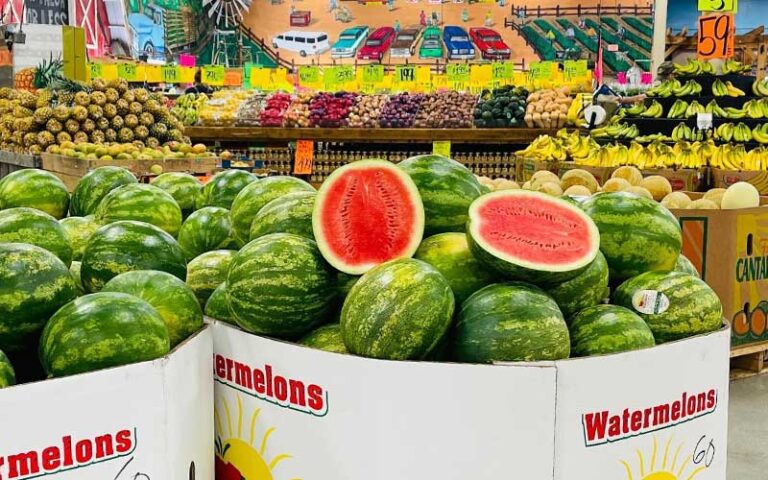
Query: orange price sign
294 140 314 175
697 13 735 59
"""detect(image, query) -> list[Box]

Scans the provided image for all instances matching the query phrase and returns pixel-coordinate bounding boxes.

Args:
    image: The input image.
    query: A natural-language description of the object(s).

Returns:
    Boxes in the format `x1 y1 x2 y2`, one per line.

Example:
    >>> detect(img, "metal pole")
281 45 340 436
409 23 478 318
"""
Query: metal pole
650 0 667 79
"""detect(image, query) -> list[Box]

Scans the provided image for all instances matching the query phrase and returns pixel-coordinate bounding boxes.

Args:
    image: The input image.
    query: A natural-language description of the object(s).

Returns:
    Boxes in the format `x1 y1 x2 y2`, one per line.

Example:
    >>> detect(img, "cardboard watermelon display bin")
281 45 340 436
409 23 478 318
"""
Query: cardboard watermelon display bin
211 321 730 480
0 327 214 480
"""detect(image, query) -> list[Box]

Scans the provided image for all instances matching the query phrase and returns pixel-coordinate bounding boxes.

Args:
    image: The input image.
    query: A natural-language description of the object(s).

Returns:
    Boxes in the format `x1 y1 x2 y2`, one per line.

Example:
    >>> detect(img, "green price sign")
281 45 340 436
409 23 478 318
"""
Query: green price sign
89 63 103 79
203 66 225 85
491 62 513 80
362 64 384 83
563 60 587 79
698 0 737 12
446 64 470 82
334 65 355 83
162 65 180 83
396 66 416 83
529 61 553 80
299 66 319 83
117 63 138 81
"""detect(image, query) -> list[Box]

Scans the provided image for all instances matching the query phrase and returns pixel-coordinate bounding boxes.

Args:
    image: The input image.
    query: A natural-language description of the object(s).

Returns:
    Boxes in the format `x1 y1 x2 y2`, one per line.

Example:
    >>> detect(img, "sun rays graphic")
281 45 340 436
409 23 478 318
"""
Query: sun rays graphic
215 393 302 480
621 436 706 480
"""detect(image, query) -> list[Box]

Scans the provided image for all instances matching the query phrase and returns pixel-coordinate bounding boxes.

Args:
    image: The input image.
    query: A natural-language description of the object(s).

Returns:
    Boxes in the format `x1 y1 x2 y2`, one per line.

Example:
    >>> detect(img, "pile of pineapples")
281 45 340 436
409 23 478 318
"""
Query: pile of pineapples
1 57 186 154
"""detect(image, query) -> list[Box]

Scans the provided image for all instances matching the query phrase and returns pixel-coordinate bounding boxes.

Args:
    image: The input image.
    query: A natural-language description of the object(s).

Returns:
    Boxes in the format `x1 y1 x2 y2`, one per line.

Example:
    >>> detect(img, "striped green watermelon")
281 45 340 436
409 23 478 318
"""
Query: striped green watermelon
569 305 655 357
398 155 484 234
467 190 600 286
186 249 236 304
613 271 722 343
0 350 15 388
581 192 682 281
81 220 187 293
39 292 170 377
453 282 570 363
0 207 73 266
103 270 203 347
0 243 78 352
150 172 202 218
341 258 454 360
249 191 316 242
548 251 609 318
675 254 699 277
70 261 84 294
70 166 137 217
196 170 258 210
230 176 315 246
414 232 495 305
226 233 337 338
95 184 183 237
205 283 235 324
298 324 347 354
177 207 236 260
59 216 100 261
0 168 69 219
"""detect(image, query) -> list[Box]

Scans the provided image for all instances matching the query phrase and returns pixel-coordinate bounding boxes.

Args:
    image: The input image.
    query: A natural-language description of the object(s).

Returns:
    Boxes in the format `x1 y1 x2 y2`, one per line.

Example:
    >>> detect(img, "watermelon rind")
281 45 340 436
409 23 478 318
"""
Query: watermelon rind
0 243 78 352
467 190 600 285
186 249 236 304
313 159 425 275
674 254 700 277
581 192 682 280
298 324 348 354
177 206 236 260
0 168 70 219
103 270 203 347
70 166 137 217
59 215 100 261
548 251 609 319
95 183 183 237
453 281 570 363
0 350 15 388
249 191 317 242
612 271 722 343
398 154 485 234
341 258 454 360
196 170 258 210
226 233 337 338
70 261 85 295
414 232 496 305
150 172 203 219
81 220 187 293
230 176 315 246
0 207 73 266
39 292 170 377
569 305 655 357
205 282 236 324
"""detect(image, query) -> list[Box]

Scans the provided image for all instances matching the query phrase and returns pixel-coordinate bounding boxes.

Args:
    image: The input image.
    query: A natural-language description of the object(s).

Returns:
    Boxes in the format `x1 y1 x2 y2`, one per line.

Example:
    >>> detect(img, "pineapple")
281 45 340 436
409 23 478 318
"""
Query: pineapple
72 105 88 121
124 114 139 129
37 131 55 148
14 118 35 133
28 145 42 155
90 130 105 144
56 92 75 106
150 123 168 138
91 78 107 92
74 92 90 107
87 105 103 120
18 92 37 109
11 131 23 145
118 127 134 143
115 79 129 94
139 112 154 126
73 131 89 144
105 88 120 103
65 119 80 134
13 106 33 119
149 92 165 103
168 129 184 143
36 89 53 108
122 90 136 103
34 107 53 125
129 101 143 115
111 116 124 129
46 119 63 134
105 128 117 142
116 99 129 116
144 99 162 115
56 131 72 144
96 117 110 131
91 91 107 107
133 88 149 103
132 140 145 149
23 132 37 147
53 105 70 122
0 88 12 99
146 137 160 148
134 125 149 140
81 119 96 134
103 104 117 119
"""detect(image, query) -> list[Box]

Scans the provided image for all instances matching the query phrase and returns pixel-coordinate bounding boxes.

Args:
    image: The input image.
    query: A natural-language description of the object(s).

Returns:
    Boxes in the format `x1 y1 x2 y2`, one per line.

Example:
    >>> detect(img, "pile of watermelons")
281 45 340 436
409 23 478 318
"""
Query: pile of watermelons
0 154 722 386
473 85 529 128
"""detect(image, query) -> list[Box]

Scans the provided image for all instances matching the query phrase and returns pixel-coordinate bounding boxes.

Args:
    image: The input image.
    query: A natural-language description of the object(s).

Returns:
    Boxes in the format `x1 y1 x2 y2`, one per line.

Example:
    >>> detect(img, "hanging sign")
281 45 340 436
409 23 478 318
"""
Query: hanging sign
362 64 384 83
530 61 553 80
162 65 180 83
202 65 225 86
698 0 737 12
294 140 314 175
117 63 138 81
697 13 735 59
299 66 320 84
491 62 514 81
433 141 451 157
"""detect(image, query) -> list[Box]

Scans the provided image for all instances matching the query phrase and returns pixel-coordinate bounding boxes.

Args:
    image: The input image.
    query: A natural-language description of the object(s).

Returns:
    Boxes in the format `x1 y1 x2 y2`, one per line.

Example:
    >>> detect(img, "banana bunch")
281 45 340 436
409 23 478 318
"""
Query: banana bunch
673 59 715 76
639 100 663 118
646 79 679 98
722 59 752 75
752 124 768 144
589 122 639 140
516 134 567 161
722 106 746 119
624 102 646 116
635 133 672 143
743 99 766 119
715 123 735 142
671 123 703 142
694 140 718 165
752 78 768 97
705 99 727 117
710 144 762 170
685 100 706 118
171 93 206 126
715 122 754 142
713 79 746 97
566 93 592 126
673 80 703 96
667 99 688 119
734 123 753 142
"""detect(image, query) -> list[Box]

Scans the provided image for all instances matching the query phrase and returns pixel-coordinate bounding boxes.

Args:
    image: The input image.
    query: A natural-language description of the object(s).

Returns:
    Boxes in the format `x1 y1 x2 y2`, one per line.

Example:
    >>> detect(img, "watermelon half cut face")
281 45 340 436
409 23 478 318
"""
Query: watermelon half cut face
313 160 425 275
467 190 600 285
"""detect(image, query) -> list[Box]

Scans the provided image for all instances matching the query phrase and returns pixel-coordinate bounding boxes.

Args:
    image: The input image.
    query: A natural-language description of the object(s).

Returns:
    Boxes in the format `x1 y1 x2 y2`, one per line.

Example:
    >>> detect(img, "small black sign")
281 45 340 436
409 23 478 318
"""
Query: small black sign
24 0 69 25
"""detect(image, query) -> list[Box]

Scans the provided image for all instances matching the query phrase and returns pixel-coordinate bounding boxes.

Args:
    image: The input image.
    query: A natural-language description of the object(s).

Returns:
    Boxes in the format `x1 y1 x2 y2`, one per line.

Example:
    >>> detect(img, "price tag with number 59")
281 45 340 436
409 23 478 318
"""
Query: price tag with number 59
697 13 735 59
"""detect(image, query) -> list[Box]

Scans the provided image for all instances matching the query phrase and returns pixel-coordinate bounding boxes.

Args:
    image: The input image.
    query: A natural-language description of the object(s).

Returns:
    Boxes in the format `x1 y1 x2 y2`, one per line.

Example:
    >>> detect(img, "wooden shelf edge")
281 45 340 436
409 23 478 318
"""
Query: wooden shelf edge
731 340 768 358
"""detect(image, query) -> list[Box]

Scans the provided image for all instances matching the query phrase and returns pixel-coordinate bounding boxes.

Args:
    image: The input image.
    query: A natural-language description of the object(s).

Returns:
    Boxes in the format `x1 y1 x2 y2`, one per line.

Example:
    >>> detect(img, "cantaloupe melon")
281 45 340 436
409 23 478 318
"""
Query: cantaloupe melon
721 182 760 209
560 169 599 193
702 188 726 207
625 186 654 200
639 176 673 201
563 185 592 196
602 178 631 193
688 198 719 210
530 170 560 186
537 182 564 196
661 192 692 209
611 166 643 186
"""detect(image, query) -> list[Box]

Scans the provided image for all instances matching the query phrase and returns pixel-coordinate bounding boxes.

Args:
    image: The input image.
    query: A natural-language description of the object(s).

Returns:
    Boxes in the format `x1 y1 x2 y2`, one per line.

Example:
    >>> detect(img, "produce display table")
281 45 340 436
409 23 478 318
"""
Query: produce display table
0 150 39 178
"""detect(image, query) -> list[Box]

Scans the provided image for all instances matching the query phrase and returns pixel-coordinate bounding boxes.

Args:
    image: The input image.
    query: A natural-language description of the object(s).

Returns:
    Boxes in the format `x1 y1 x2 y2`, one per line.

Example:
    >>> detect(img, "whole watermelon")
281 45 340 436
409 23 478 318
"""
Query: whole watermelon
0 243 78 352
581 192 682 280
196 170 258 210
103 270 203 347
0 350 15 388
177 207 236 260
205 283 236 324
70 166 137 217
81 220 187 293
39 292 170 377
59 216 100 261
548 251 609 319
398 155 484 234
453 282 570 363
95 183 183 237
341 258 454 360
150 172 202 218
227 233 337 338
414 232 495 305
569 305 655 357
613 271 722 343
0 207 73 266
299 324 348 354
675 254 699 277
230 176 315 246
249 191 316 242
0 168 69 219
186 249 236 304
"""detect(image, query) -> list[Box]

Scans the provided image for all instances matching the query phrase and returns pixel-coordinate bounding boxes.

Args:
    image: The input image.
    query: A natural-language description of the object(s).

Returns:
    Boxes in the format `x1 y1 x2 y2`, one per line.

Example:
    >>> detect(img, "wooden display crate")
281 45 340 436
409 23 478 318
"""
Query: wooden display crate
711 168 768 194
0 150 38 179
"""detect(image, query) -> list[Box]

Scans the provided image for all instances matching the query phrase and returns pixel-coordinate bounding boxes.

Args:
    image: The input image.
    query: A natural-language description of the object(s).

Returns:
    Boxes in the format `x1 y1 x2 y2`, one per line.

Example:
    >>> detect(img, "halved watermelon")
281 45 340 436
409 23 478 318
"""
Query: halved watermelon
312 160 424 275
467 190 600 285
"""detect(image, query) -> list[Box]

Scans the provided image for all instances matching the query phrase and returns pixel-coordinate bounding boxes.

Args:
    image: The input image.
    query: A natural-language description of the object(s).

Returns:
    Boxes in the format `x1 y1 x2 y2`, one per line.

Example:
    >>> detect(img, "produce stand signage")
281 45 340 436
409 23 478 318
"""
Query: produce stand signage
697 13 735 59
162 65 180 84
24 0 68 24
89 62 103 79
299 66 320 84
117 63 139 81
394 65 416 90
698 0 737 12
432 141 451 157
202 66 226 86
491 62 514 82
563 60 587 81
530 62 553 81
361 64 384 84
294 140 314 175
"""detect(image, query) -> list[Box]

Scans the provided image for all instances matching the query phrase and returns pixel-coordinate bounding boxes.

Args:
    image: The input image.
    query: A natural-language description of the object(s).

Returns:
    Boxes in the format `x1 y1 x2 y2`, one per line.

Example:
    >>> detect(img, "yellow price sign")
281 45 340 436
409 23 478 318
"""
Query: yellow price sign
491 62 513 81
433 141 451 158
333 65 355 84
529 61 553 80
299 66 319 84
563 60 587 80
395 65 416 84
202 66 225 85
89 63 103 79
117 63 138 81
446 63 470 82
362 64 384 83
162 65 180 83
698 0 737 12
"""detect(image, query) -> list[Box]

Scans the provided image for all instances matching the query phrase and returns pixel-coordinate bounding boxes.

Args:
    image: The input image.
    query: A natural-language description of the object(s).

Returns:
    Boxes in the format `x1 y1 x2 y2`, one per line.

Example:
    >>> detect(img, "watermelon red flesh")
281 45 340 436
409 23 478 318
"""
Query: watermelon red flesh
313 160 425 275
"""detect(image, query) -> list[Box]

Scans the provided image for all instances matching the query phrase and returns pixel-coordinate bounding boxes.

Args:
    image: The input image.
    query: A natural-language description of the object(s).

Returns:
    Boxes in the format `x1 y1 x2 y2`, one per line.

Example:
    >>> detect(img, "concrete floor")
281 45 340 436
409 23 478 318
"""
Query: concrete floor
729 374 768 479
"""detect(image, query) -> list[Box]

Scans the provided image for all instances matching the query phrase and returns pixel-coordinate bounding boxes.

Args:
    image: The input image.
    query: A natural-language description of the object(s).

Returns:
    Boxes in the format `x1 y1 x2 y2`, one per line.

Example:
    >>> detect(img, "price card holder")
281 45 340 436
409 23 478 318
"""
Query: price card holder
446 64 470 82
145 65 162 83
202 66 225 86
697 112 714 130
563 60 587 80
433 141 451 158
89 63 103 80
491 62 513 82
299 66 319 84
530 61 553 80
697 13 735 59
117 63 138 81
698 0 737 12
162 65 180 83
224 69 243 86
294 140 314 175
362 64 384 84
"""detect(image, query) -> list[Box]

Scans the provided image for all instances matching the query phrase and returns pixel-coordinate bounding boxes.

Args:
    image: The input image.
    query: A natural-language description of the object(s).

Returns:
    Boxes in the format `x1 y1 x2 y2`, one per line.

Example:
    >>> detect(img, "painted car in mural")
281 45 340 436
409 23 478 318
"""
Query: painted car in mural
443 26 474 60
331 25 369 58
357 26 395 61
272 31 331 57
469 27 510 60
419 26 442 59
390 26 423 58
128 4 165 58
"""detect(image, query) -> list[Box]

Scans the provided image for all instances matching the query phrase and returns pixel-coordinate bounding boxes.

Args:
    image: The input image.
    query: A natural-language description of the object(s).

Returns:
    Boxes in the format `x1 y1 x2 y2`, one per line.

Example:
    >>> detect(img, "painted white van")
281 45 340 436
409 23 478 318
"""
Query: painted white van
272 31 331 57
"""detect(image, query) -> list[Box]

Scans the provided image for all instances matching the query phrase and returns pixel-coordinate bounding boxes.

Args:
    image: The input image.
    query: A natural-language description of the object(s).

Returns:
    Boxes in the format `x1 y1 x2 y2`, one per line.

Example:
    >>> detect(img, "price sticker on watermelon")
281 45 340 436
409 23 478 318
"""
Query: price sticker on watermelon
294 140 314 175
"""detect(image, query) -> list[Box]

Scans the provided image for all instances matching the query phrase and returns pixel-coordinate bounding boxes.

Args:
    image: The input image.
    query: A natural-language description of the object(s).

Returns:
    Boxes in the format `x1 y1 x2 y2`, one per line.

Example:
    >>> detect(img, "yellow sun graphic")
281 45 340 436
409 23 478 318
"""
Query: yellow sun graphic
621 436 706 480
215 393 302 480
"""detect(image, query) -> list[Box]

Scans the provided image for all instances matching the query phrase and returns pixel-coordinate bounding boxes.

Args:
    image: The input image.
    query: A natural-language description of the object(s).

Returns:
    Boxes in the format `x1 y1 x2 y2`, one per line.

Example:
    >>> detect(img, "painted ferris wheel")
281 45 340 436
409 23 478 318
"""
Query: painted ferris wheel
203 0 253 66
